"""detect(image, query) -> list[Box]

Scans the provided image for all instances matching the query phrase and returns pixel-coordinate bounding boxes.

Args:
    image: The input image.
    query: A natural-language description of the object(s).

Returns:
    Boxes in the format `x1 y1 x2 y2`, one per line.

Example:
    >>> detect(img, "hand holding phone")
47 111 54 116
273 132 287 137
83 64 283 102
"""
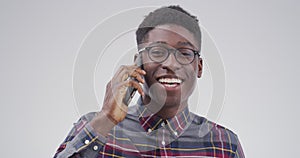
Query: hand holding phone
122 54 144 106
122 80 138 106
96 53 145 126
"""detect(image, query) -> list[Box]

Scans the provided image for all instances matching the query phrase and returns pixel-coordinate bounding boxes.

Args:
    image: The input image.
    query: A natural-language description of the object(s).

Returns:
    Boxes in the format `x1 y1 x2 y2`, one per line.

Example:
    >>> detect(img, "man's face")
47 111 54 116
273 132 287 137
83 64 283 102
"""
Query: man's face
139 24 202 107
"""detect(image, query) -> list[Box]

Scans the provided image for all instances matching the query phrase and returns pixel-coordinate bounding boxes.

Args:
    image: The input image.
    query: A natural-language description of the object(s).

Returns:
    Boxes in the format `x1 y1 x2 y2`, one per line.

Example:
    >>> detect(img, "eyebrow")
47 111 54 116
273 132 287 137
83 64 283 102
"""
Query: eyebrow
151 41 167 45
150 41 196 49
177 41 195 49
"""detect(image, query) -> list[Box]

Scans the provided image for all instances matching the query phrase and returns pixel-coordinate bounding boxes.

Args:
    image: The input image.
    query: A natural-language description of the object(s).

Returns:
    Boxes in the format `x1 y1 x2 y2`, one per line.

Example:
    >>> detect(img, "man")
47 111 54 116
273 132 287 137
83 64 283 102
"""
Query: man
54 5 244 158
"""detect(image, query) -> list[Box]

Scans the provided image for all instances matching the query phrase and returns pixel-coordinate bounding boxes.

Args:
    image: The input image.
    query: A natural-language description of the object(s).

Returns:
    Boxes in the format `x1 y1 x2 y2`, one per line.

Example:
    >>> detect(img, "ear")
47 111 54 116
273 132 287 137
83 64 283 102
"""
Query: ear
197 57 203 78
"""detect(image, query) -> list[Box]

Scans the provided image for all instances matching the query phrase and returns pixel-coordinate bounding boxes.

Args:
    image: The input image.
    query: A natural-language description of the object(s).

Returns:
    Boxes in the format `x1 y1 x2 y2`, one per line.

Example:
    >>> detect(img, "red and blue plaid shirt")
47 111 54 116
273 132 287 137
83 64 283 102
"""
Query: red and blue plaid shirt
54 103 244 158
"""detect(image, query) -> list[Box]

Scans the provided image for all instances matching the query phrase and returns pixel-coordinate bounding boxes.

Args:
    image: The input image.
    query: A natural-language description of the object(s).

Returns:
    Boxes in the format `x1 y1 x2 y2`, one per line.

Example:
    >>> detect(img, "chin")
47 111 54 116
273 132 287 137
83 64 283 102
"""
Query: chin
163 96 182 107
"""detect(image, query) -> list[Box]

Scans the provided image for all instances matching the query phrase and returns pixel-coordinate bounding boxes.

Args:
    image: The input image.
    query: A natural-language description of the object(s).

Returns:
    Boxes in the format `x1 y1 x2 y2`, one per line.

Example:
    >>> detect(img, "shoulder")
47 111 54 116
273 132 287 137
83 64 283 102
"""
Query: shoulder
192 112 238 134
190 113 244 157
191 112 241 147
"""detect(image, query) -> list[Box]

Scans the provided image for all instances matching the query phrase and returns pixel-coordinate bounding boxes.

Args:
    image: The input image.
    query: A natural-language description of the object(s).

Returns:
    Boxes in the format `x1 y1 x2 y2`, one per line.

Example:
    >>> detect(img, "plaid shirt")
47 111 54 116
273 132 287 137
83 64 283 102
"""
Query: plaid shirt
54 102 244 158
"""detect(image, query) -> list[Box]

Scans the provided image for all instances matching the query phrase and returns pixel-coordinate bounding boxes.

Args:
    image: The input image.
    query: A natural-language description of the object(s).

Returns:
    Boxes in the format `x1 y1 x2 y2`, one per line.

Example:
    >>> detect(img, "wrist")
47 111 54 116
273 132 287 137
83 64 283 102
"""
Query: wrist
90 111 116 136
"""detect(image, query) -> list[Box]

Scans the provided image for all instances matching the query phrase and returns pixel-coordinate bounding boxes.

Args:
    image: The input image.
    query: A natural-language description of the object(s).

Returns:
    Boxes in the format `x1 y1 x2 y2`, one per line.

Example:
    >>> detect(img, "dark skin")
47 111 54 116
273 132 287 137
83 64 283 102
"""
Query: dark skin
90 24 202 136
140 24 202 119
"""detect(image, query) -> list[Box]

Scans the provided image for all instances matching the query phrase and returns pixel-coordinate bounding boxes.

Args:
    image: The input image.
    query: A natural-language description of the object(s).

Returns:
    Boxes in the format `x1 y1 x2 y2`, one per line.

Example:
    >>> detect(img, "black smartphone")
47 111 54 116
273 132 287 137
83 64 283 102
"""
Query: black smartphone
122 54 143 106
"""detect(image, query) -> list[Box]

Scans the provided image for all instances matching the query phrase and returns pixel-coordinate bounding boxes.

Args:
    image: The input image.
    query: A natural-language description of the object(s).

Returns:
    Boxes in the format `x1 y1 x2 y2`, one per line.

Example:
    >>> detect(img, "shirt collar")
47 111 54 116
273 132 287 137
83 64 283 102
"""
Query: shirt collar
135 98 192 136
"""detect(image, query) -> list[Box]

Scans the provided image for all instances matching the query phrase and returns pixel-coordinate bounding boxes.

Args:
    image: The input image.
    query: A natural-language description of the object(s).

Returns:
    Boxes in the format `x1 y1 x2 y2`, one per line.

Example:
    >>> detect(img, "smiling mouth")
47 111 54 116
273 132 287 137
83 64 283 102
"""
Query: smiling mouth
158 77 183 88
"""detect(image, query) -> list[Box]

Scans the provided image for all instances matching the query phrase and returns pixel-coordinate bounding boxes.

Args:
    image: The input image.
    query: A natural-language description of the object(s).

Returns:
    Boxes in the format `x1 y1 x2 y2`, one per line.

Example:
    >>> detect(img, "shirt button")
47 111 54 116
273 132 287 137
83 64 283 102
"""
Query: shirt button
84 139 90 145
93 145 98 151
148 128 152 133
174 131 178 136
161 141 165 145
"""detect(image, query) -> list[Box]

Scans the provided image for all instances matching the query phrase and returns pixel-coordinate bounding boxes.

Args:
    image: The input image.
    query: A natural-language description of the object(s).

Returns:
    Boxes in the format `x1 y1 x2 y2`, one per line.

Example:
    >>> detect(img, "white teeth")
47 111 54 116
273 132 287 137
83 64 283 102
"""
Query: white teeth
164 84 177 87
158 78 182 84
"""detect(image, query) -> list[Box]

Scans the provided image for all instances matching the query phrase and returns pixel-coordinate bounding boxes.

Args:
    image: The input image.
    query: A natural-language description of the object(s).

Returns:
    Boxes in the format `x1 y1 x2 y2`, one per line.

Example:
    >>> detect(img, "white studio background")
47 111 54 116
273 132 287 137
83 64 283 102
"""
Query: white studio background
0 0 299 157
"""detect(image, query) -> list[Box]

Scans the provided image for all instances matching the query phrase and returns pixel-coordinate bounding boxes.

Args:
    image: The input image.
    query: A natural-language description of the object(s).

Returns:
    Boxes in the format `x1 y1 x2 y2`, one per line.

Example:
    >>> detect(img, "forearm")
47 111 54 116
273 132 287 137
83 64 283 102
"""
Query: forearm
90 111 117 137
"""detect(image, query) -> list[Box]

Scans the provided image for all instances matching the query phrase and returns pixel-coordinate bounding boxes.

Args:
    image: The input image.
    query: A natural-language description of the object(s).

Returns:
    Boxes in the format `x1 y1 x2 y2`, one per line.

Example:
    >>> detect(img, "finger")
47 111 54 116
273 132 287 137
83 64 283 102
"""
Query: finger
124 80 144 96
135 67 146 75
135 75 145 84
114 65 139 82
130 71 145 84
113 65 145 84
129 67 146 83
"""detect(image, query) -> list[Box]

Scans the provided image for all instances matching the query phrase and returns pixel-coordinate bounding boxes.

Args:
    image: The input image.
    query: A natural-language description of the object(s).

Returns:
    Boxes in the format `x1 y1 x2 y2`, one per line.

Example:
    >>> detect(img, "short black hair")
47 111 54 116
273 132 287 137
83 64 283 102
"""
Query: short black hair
136 5 202 51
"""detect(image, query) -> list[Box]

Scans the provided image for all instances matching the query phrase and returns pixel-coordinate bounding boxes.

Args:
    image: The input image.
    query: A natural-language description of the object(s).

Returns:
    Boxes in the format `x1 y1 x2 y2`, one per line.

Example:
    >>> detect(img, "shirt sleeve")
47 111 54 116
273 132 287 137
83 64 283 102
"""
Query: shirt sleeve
54 113 107 158
233 136 245 158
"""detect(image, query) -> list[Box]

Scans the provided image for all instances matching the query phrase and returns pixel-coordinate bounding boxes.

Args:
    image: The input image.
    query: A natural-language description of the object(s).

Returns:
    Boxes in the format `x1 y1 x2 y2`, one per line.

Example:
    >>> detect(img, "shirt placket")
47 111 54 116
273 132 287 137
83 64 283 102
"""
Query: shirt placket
157 121 172 158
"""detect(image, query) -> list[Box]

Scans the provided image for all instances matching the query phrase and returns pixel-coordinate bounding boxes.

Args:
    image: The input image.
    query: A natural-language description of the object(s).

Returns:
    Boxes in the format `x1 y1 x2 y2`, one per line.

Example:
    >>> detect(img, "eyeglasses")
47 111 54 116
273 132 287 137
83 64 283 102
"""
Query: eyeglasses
139 45 200 65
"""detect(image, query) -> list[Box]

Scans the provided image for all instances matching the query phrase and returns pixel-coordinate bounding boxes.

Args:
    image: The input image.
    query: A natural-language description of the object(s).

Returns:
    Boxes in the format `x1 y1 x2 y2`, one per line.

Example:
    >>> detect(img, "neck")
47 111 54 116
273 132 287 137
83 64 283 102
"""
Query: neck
141 95 188 119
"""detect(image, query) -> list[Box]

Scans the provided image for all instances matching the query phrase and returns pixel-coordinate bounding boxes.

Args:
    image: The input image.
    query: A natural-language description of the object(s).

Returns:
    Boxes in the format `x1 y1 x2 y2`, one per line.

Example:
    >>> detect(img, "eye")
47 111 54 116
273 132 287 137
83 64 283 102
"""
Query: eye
177 48 194 57
149 47 167 57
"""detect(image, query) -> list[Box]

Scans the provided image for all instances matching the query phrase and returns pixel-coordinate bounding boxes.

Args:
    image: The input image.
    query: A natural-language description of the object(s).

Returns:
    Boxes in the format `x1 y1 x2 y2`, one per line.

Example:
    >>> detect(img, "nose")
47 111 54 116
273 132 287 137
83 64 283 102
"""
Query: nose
161 52 182 71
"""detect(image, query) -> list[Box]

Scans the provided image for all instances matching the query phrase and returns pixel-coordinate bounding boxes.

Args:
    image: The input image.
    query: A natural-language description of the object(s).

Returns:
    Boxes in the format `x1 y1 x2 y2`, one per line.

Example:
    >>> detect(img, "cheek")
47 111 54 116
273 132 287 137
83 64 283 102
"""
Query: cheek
182 64 198 93
181 76 197 100
184 63 198 78
141 53 151 70
143 63 158 83
142 54 159 76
